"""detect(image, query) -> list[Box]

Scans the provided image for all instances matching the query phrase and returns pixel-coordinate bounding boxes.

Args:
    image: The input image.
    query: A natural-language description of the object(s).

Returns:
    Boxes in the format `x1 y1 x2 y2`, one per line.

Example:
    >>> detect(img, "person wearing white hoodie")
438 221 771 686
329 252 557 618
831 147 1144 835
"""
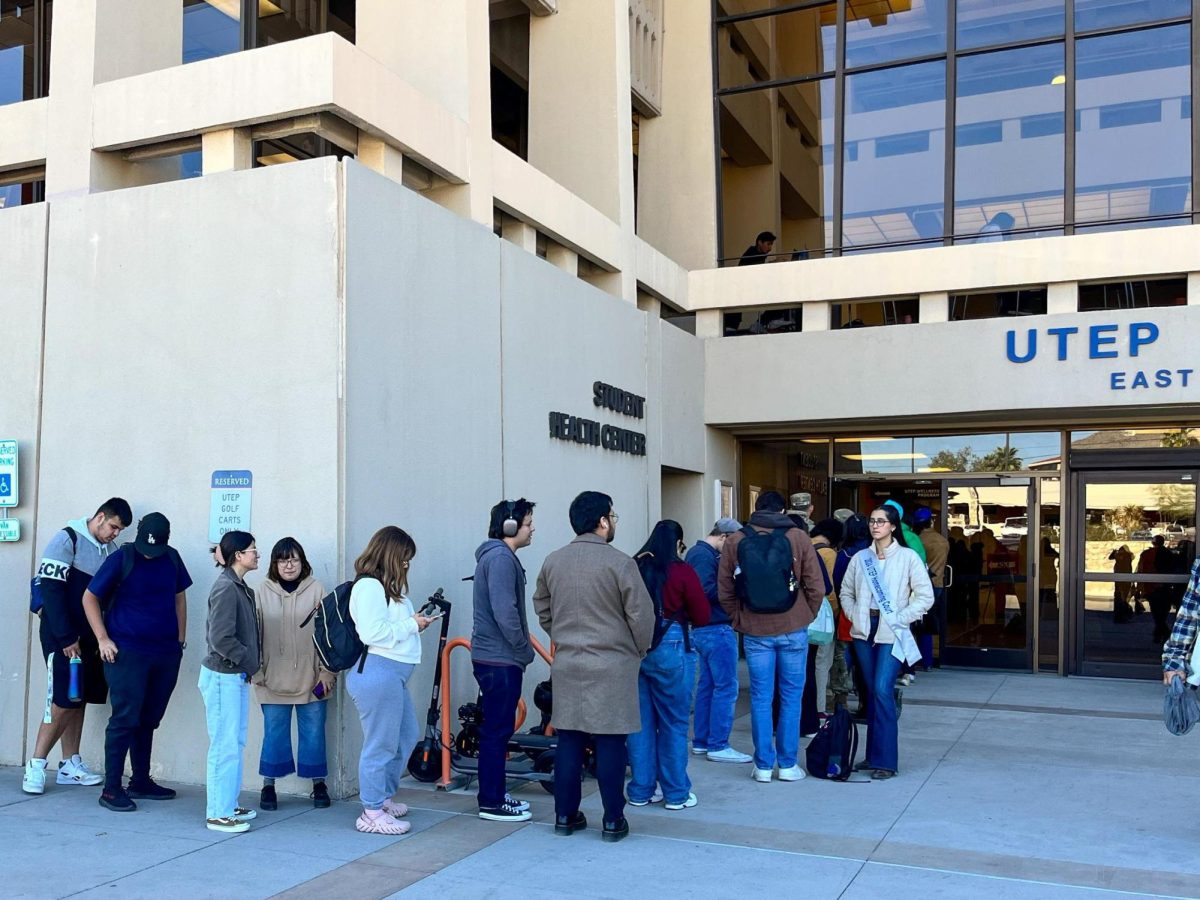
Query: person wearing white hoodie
23 499 131 795
838 505 933 780
253 537 334 812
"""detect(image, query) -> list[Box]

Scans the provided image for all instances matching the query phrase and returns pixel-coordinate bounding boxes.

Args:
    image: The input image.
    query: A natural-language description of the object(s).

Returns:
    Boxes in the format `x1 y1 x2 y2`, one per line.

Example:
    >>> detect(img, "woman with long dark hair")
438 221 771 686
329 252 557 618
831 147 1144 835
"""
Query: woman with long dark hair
626 520 710 810
838 506 933 779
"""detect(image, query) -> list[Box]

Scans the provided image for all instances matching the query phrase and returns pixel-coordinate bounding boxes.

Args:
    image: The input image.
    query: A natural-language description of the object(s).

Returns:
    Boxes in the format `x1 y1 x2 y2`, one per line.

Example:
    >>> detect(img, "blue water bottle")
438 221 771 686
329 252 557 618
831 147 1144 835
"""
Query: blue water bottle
68 657 83 703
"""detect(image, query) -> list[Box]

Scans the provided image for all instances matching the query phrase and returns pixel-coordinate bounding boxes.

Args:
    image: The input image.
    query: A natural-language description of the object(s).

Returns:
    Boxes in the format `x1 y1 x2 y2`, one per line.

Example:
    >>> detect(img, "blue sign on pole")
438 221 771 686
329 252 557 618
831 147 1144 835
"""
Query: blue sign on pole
0 474 10 497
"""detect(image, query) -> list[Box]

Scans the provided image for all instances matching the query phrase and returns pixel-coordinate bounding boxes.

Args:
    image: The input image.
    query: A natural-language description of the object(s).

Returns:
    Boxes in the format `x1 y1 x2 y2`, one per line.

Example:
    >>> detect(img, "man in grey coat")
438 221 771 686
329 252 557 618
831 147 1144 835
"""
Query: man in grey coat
533 491 654 843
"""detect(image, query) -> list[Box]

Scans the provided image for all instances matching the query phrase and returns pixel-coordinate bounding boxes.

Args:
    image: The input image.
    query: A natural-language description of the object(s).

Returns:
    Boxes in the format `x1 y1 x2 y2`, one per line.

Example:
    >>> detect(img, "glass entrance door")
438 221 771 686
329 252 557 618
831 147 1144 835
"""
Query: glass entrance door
1072 471 1198 677
942 478 1035 668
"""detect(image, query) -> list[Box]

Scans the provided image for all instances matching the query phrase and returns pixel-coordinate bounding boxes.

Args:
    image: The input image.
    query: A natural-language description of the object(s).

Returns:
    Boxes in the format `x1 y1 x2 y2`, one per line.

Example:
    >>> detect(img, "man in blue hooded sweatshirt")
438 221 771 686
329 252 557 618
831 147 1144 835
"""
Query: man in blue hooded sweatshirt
472 498 537 822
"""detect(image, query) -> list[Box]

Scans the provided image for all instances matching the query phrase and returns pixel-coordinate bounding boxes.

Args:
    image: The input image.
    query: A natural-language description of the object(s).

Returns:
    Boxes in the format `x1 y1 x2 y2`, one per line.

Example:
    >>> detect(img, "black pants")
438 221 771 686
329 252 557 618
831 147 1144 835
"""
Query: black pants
473 662 523 809
554 730 627 825
102 645 182 792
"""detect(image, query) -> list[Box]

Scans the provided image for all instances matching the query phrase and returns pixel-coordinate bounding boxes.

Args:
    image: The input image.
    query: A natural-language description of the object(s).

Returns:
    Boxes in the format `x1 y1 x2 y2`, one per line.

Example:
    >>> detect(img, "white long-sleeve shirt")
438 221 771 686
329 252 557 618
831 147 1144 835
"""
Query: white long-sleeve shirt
348 577 421 664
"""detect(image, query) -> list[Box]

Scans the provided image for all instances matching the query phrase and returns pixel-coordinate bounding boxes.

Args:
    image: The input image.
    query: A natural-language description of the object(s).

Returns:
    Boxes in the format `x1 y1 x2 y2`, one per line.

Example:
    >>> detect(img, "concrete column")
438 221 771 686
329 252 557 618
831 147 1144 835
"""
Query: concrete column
802 300 830 332
1047 281 1078 315
695 309 722 338
201 128 253 175
1188 273 1200 305
46 0 183 197
546 243 578 275
636 0 718 270
502 217 538 254
357 0 492 224
919 292 949 324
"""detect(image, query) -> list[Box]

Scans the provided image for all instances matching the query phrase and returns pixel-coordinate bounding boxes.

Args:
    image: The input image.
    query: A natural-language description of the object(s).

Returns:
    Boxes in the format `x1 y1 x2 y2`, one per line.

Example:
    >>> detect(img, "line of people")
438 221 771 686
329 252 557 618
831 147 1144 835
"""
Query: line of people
25 489 934 843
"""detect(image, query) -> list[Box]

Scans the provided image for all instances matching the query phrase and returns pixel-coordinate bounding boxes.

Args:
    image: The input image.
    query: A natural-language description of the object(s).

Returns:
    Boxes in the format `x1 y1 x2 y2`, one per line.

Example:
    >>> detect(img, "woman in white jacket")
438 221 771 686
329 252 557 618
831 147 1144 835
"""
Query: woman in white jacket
345 526 436 835
839 505 933 779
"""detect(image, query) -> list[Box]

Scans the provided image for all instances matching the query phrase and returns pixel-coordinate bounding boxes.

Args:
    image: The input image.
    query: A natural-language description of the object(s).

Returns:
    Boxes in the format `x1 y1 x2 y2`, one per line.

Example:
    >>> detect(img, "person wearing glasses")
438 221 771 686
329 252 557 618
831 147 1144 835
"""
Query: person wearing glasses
533 492 654 843
200 530 262 833
838 506 933 780
253 537 334 812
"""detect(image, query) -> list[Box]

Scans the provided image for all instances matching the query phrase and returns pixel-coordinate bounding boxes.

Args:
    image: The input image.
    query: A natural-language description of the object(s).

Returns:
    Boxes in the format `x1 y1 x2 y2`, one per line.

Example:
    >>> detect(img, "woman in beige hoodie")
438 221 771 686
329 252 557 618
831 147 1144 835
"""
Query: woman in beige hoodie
253 537 334 810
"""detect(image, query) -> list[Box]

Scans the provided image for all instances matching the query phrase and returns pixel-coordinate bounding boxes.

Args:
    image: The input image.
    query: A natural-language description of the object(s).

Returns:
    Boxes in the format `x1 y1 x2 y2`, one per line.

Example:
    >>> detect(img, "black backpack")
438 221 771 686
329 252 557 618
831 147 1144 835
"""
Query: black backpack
734 526 798 613
301 578 368 673
805 704 859 780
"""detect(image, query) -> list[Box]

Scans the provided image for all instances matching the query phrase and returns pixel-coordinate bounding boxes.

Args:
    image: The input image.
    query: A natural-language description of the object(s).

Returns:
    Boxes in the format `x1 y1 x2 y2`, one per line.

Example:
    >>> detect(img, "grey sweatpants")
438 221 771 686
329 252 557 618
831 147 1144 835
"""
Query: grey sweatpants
346 655 419 810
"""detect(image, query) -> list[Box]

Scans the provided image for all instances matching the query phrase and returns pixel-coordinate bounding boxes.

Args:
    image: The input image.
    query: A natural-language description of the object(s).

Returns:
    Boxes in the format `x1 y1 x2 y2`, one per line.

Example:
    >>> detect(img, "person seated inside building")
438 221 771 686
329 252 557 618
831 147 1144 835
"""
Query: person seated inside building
738 231 776 266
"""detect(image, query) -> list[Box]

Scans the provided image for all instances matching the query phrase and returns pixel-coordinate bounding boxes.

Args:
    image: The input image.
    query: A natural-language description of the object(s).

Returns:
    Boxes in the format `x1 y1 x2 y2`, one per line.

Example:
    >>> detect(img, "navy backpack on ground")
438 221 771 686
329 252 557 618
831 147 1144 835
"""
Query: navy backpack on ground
805 704 859 780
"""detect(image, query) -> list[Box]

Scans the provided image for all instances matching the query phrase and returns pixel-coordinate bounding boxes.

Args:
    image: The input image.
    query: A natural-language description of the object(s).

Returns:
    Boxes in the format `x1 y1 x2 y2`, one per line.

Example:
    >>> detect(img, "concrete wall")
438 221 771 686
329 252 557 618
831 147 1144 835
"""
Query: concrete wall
0 205 49 765
706 306 1200 428
28 160 343 792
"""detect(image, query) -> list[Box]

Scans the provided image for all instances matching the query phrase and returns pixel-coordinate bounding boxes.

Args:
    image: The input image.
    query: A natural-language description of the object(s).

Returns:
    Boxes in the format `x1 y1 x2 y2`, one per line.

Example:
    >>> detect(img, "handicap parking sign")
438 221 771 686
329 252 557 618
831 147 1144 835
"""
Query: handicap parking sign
0 474 9 497
0 440 16 507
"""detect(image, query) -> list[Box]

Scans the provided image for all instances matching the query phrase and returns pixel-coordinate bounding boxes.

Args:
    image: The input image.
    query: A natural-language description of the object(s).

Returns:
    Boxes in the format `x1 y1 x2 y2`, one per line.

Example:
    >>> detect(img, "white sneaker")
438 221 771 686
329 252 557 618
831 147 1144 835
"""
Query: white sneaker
664 792 698 810
751 767 773 783
627 787 664 806
22 759 47 794
57 757 103 786
706 747 752 764
778 765 806 782
206 816 251 834
690 746 710 755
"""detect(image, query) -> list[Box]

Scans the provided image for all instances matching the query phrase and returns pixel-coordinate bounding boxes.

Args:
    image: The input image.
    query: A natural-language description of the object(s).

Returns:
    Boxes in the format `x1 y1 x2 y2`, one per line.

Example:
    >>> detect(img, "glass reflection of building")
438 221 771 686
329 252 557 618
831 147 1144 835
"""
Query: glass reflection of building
715 0 1196 262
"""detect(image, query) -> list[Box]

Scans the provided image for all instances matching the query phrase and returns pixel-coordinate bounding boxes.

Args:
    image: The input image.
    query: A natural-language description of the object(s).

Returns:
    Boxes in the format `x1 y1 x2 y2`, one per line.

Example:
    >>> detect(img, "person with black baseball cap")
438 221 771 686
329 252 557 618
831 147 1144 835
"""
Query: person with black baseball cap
83 512 193 812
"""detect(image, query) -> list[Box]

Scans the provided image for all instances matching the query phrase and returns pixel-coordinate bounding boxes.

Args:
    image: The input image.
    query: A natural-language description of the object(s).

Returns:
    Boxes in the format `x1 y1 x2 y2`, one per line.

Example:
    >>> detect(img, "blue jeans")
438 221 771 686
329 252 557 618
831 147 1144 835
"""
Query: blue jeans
852 636 903 773
626 623 695 804
743 629 808 770
199 667 249 820
472 662 523 808
259 701 328 779
691 624 739 752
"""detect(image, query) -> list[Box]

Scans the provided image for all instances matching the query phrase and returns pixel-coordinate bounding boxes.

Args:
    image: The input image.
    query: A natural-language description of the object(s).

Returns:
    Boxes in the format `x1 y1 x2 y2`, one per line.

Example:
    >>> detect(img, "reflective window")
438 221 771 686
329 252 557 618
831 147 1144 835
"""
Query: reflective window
183 0 240 63
1072 427 1200 451
842 61 945 249
1009 432 1062 470
834 437 919 475
0 179 40 208
0 0 38 105
722 304 803 336
1077 276 1187 311
1075 25 1190 225
720 78 834 263
844 0 946 69
717 3 836 88
956 0 1064 51
832 296 919 328
949 288 1049 320
954 44 1065 239
1075 0 1190 33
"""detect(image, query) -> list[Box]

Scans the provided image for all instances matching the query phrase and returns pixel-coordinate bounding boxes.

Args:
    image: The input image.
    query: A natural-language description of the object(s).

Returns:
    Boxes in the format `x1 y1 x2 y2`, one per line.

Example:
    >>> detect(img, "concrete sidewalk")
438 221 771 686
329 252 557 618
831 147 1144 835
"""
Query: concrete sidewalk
4 670 1197 899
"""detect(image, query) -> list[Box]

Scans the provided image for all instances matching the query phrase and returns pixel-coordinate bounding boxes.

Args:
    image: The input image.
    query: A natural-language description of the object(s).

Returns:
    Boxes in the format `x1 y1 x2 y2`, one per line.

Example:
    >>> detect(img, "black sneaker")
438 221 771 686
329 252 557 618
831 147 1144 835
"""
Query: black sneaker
260 785 278 810
554 811 587 835
479 800 532 822
310 782 330 809
99 788 137 812
601 817 629 843
127 779 176 800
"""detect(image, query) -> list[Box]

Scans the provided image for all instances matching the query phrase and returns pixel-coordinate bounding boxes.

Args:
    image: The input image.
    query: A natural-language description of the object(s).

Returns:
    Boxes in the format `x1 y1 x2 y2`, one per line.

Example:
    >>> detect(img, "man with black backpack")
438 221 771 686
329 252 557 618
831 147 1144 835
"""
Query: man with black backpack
82 512 192 812
22 498 132 795
718 491 824 784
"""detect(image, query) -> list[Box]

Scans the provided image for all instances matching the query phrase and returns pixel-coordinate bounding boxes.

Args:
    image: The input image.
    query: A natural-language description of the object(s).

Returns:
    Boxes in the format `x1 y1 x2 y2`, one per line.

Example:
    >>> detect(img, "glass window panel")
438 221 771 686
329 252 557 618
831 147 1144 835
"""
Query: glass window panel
912 434 1008 472
948 289 1049 321
831 297 919 327
1075 0 1190 33
956 0 1064 52
1072 426 1200 450
716 0 818 14
717 4 836 88
1076 276 1187 310
954 44 1065 239
257 0 323 48
0 179 38 208
842 61 945 249
720 79 834 263
1008 432 1061 470
722 304 804 335
834 437 917 475
1075 25 1190 224
0 0 35 105
845 0 946 69
183 0 241 63
1038 477 1061 672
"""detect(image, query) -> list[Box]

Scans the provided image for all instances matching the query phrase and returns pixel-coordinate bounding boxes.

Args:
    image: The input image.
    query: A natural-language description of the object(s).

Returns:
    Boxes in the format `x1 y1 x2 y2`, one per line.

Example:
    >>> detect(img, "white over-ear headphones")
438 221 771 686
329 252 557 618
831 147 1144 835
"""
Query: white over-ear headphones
502 501 519 538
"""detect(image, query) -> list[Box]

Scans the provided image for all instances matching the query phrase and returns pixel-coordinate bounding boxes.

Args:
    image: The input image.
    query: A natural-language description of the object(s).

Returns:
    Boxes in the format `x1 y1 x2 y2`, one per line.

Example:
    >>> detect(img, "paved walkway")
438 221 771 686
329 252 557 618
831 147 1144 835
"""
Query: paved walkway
4 670 1197 899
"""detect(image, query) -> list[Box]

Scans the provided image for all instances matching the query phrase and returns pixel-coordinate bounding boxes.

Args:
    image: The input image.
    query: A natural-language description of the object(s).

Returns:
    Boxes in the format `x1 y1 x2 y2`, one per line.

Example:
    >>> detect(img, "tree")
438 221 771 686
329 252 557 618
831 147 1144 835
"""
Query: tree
1155 484 1193 525
1161 428 1200 449
1104 504 1145 537
928 447 975 472
973 445 1023 472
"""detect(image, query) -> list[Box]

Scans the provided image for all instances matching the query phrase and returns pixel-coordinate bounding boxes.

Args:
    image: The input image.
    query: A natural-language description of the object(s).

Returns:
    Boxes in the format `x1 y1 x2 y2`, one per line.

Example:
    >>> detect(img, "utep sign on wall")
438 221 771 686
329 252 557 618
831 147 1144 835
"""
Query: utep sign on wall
1005 320 1195 391
209 470 252 542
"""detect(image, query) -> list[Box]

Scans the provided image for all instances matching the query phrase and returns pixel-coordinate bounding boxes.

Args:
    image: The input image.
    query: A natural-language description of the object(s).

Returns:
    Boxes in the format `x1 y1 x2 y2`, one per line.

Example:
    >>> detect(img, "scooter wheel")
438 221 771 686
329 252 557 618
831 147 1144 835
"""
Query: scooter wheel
533 749 556 793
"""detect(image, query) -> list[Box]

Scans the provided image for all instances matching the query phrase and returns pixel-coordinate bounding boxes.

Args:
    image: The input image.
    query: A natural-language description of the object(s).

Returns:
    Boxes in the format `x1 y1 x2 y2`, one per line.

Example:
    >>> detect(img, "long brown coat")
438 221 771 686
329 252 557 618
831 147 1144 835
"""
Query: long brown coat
532 533 654 734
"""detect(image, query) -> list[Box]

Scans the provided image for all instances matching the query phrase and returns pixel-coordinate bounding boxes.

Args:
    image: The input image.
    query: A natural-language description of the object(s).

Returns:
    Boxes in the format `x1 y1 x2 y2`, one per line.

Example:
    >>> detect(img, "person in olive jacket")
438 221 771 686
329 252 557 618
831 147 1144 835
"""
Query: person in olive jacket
253 537 334 812
200 530 262 835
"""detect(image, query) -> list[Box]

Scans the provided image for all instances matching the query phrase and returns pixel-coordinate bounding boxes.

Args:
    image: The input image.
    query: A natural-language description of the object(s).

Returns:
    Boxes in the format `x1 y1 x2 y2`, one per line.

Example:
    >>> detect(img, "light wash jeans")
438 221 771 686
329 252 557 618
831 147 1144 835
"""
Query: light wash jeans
199 667 249 820
346 655 419 810
626 623 695 805
691 624 739 752
813 640 835 715
743 629 808 770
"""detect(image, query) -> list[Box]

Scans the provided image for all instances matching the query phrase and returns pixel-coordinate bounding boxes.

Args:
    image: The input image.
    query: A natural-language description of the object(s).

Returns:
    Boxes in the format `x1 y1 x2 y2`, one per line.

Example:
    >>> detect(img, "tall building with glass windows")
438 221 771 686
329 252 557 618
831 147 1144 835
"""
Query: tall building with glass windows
1 0 1198 791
